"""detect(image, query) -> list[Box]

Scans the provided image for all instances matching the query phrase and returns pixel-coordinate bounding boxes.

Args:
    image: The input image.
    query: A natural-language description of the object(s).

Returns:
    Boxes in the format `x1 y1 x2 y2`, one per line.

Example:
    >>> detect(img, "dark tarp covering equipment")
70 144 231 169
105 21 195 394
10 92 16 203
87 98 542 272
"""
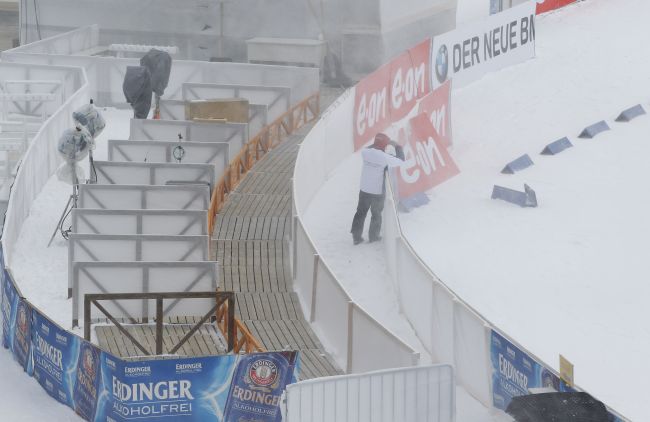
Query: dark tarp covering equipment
123 66 153 119
140 48 172 97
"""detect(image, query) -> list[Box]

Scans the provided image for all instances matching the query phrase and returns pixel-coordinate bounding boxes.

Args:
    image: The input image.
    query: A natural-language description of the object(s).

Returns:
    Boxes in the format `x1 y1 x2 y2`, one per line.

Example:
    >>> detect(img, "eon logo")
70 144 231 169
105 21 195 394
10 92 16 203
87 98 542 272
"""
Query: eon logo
429 106 447 138
401 134 447 183
391 62 426 111
355 86 387 138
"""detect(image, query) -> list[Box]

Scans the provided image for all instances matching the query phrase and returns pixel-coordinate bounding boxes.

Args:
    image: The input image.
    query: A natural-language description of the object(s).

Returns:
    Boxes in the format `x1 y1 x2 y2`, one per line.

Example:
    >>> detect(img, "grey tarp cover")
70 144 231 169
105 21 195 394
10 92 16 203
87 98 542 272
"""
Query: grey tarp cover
140 49 172 97
123 66 153 119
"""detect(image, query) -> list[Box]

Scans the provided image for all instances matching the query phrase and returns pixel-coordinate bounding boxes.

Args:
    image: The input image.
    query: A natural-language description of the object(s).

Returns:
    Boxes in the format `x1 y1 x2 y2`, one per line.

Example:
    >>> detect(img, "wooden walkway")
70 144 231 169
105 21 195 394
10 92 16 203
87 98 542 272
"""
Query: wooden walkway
213 88 344 379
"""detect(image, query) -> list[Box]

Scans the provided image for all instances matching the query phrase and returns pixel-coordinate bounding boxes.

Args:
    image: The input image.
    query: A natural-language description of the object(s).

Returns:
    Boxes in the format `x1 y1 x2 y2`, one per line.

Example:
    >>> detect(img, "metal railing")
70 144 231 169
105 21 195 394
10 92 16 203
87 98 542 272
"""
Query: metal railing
208 91 320 233
83 291 235 356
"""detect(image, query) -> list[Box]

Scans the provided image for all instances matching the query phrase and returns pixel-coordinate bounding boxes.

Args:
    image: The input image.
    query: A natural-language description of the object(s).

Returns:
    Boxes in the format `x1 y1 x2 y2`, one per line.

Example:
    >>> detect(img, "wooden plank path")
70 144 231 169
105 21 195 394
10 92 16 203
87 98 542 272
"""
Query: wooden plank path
214 87 344 379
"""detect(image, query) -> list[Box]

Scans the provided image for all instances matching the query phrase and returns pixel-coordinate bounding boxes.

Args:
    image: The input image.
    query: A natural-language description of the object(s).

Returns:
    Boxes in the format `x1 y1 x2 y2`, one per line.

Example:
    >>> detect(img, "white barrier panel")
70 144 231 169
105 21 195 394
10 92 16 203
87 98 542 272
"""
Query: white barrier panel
68 233 209 293
349 304 420 373
93 160 216 187
1 64 88 266
78 184 210 210
311 257 351 371
129 119 248 153
453 305 491 406
71 261 219 326
69 234 208 262
72 209 207 235
284 365 455 422
0 62 79 119
182 83 290 122
108 140 228 178
10 25 99 55
158 99 268 137
293 119 326 213
292 221 316 319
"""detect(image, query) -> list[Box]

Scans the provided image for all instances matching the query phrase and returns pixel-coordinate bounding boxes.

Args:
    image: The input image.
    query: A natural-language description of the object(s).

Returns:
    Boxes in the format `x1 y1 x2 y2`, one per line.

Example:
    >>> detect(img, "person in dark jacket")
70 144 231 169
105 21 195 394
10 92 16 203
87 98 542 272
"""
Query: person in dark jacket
350 133 405 245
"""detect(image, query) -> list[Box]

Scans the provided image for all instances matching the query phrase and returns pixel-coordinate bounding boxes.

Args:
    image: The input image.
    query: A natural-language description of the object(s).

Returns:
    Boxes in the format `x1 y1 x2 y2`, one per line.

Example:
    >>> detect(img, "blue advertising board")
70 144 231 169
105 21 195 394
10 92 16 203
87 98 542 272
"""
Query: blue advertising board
74 341 102 421
491 330 572 411
12 298 32 372
92 351 298 422
1 268 18 350
223 351 298 422
31 309 80 406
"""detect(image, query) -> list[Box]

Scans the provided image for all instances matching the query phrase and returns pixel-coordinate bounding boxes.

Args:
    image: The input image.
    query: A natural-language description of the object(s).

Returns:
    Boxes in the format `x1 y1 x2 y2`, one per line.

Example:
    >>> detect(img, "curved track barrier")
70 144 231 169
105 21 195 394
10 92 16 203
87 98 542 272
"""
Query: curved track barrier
284 364 455 422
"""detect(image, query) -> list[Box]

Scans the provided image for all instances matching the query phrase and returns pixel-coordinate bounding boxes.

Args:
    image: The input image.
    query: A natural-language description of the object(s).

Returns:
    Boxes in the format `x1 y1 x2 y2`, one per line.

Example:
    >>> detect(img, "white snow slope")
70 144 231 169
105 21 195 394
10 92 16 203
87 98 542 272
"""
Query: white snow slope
402 0 650 420
306 0 650 420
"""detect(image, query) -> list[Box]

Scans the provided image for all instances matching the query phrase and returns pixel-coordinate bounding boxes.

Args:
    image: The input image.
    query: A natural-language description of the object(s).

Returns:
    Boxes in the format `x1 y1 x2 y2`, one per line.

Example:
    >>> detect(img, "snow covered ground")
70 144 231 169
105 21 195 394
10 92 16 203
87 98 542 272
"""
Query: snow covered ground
9 108 131 331
305 0 650 420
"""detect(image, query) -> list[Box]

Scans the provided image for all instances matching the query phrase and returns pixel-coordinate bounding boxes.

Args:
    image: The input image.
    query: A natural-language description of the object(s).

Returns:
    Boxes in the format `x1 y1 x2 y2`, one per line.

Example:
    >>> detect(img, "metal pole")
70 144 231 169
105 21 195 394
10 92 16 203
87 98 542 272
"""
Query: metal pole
84 296 91 340
227 294 235 352
156 297 163 355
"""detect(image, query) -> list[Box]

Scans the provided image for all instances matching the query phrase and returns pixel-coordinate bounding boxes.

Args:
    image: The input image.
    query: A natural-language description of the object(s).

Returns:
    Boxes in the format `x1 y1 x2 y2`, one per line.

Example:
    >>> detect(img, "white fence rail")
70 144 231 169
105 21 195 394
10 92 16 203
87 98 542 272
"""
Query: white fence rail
71 209 208 236
1 63 89 266
78 184 210 211
284 365 455 422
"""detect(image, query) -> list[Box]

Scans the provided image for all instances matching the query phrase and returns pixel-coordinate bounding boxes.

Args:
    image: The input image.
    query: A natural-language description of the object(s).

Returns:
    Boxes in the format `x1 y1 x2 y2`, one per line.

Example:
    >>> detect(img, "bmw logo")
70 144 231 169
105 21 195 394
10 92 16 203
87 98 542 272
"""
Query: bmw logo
435 45 449 84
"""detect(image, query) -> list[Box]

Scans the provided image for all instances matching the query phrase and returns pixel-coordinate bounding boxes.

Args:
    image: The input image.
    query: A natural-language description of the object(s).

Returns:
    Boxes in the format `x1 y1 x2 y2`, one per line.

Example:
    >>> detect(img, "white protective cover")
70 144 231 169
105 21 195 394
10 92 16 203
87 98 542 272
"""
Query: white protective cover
285 364 455 422
93 160 216 187
71 209 208 236
78 184 210 210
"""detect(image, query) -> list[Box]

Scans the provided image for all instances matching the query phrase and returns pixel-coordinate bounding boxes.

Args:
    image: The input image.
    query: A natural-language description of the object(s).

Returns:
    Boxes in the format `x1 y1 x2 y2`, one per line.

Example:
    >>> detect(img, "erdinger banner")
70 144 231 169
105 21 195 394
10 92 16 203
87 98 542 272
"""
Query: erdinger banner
94 351 298 422
1 269 18 351
536 0 576 14
396 113 459 199
418 80 452 147
31 309 81 406
353 39 431 150
490 330 574 411
12 298 32 372
431 1 536 90
223 351 298 421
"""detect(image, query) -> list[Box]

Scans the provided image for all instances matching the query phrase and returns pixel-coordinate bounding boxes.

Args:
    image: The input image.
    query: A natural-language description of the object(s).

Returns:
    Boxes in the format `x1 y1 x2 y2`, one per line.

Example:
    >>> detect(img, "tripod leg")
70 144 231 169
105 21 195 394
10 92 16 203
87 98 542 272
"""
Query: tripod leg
47 195 74 247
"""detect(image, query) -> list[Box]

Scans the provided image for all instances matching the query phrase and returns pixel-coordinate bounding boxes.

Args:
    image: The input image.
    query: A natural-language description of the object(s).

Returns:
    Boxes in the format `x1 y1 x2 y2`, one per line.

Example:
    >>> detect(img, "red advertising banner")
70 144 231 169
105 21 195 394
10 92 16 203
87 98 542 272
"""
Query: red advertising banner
396 113 460 198
353 39 431 150
536 0 576 14
418 80 452 148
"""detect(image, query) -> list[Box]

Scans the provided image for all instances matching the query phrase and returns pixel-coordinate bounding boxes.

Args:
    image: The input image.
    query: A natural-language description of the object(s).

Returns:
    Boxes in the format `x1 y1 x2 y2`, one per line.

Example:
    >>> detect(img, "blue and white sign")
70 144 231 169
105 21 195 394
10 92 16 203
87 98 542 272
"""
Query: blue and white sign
491 330 570 411
1 268 18 350
31 309 80 406
12 298 32 372
74 341 102 421
223 351 298 422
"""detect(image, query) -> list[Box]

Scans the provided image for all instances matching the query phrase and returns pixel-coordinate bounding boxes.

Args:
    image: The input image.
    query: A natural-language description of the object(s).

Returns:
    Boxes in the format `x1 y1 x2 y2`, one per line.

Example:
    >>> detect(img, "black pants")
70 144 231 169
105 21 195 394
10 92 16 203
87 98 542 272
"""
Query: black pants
351 191 385 241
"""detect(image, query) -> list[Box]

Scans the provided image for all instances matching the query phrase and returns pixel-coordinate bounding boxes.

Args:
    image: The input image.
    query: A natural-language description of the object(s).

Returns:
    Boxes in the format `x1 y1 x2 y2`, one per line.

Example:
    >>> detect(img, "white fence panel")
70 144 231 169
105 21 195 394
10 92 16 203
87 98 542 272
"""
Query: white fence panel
69 234 208 262
129 118 248 153
108 140 228 177
182 83 290 122
293 119 326 213
71 209 207 235
292 221 316 319
93 160 215 187
78 184 210 210
10 25 99 55
71 261 218 325
349 304 419 373
395 239 434 350
285 365 455 422
431 283 456 366
311 258 352 371
453 305 491 407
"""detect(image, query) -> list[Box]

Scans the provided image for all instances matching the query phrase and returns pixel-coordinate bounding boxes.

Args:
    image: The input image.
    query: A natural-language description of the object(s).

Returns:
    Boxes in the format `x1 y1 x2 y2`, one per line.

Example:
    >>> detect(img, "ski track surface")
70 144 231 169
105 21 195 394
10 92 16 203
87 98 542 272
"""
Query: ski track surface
307 0 650 420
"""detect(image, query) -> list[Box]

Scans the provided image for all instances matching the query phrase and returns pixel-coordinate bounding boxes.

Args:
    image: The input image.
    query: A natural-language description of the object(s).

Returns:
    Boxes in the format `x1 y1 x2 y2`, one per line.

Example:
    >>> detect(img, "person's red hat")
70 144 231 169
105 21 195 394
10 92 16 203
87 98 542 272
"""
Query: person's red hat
373 133 390 151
